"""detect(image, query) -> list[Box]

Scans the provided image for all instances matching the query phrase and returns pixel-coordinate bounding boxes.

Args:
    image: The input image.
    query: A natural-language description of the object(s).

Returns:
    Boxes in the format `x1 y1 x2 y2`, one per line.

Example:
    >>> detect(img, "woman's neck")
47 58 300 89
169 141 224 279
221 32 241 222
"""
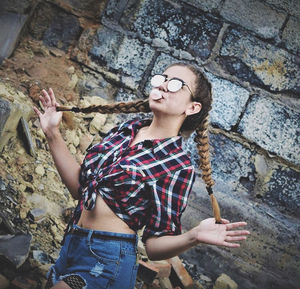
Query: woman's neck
143 116 184 140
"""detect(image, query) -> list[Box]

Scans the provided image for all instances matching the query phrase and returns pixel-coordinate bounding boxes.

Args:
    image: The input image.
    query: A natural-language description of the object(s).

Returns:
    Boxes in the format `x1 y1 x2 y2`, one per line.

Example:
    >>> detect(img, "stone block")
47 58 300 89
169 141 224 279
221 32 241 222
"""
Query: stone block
151 261 172 278
210 133 255 187
220 0 286 39
265 0 300 18
47 0 107 18
29 2 82 51
0 12 28 63
76 26 155 89
42 12 82 51
282 17 300 55
121 0 223 60
264 167 300 217
0 88 32 153
238 96 300 166
206 72 250 130
0 233 32 269
137 260 158 284
168 256 194 289
213 273 237 289
183 0 222 12
0 0 36 14
0 98 11 138
219 27 300 93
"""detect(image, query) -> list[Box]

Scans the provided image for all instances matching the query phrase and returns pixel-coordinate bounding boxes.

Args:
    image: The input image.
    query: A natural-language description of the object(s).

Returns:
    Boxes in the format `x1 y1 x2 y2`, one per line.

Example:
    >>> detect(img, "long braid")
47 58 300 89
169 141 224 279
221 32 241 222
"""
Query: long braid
57 99 151 114
195 116 221 223
166 62 222 223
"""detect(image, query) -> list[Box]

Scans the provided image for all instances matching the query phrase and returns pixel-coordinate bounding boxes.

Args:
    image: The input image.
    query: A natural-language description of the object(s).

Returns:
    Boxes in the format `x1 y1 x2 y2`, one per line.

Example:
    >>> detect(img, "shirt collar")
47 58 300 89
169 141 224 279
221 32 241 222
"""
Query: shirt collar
121 118 183 158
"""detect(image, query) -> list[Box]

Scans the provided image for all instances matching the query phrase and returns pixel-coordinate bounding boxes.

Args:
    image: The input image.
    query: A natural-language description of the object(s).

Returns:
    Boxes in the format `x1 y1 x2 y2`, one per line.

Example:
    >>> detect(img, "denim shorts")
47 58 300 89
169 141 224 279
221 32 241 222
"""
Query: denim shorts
45 225 139 289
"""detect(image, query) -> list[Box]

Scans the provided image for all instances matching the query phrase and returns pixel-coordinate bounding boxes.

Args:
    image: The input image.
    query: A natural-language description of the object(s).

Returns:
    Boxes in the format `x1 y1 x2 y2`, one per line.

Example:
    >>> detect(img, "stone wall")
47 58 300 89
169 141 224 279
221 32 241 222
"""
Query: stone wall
0 0 299 288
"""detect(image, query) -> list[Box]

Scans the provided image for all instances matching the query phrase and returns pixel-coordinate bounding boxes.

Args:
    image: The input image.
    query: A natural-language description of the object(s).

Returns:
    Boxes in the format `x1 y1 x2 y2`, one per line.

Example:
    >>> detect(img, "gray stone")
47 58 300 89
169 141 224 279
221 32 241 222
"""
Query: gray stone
42 11 82 51
88 26 155 89
265 0 300 18
104 0 130 21
183 0 222 12
18 117 36 157
0 0 36 14
238 96 300 166
32 250 52 265
0 233 32 269
0 12 28 63
220 0 286 39
48 0 106 18
206 72 250 130
121 0 223 61
78 70 117 100
182 131 256 195
0 98 10 138
213 273 237 289
209 133 255 188
219 27 300 93
282 17 300 55
0 212 15 234
28 208 47 222
264 167 300 217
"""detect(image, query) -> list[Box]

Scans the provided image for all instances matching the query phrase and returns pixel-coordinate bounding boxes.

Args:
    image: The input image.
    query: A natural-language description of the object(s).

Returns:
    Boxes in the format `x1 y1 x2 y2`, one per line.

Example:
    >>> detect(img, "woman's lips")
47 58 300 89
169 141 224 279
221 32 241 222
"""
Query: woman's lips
150 88 163 100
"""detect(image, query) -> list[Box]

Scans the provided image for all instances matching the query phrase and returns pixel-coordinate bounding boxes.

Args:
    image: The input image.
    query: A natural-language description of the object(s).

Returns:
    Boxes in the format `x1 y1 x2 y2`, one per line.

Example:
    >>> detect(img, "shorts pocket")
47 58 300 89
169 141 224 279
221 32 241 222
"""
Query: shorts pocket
89 238 120 262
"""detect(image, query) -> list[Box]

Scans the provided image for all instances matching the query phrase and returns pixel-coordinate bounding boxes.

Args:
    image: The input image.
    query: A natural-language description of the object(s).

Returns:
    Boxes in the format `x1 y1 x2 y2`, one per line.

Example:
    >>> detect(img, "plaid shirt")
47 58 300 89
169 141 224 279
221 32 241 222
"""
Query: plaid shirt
70 118 195 242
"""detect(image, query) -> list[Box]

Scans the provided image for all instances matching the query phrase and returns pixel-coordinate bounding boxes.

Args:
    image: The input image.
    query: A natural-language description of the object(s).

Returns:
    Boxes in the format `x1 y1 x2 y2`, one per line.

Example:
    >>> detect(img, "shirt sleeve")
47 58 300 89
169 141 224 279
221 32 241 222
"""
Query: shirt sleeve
142 167 195 243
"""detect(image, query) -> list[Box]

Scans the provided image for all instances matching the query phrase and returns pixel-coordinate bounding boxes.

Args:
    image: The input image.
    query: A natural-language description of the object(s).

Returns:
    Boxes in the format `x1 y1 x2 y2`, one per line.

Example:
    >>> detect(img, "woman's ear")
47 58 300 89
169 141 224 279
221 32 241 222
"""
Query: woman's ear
185 101 202 116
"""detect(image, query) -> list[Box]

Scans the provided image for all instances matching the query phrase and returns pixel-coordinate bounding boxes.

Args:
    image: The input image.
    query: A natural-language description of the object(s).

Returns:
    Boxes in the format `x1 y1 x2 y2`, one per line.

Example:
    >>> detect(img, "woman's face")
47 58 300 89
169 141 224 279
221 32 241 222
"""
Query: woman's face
149 65 199 118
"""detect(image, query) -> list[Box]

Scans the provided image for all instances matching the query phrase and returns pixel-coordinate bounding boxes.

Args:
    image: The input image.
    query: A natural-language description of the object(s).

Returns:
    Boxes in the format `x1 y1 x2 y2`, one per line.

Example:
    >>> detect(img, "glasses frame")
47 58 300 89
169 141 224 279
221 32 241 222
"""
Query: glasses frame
151 74 194 99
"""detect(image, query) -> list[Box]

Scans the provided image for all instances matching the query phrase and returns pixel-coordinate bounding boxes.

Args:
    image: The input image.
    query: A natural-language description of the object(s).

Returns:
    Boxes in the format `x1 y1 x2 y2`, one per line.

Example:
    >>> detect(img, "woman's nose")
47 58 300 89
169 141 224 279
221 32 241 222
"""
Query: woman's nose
158 80 168 91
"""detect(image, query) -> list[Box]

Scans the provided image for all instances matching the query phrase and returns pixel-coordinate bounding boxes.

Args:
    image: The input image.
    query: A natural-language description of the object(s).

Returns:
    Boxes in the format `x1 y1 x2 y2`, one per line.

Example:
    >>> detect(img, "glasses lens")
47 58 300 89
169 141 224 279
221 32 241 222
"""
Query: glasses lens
151 75 166 87
168 79 183 92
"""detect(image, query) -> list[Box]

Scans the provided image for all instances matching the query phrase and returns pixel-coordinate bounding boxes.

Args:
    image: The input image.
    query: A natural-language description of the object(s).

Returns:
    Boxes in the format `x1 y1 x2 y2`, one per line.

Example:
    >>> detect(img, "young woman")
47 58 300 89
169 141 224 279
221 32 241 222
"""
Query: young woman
34 63 250 289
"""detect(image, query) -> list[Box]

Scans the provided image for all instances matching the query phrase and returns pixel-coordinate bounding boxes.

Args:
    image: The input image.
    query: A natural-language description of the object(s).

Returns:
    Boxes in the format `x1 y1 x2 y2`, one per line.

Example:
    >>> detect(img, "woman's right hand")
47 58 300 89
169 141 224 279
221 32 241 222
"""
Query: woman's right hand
33 88 62 138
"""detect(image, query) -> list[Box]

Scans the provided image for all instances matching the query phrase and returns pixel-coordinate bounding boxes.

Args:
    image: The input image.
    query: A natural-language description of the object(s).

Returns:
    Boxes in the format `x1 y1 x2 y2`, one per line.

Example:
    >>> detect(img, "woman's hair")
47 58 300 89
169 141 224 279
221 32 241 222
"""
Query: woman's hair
57 63 221 223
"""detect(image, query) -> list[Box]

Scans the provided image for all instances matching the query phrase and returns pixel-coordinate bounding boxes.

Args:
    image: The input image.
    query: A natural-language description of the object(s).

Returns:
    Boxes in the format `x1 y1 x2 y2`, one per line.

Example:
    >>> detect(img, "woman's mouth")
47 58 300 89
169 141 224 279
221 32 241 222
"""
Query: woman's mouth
150 89 163 100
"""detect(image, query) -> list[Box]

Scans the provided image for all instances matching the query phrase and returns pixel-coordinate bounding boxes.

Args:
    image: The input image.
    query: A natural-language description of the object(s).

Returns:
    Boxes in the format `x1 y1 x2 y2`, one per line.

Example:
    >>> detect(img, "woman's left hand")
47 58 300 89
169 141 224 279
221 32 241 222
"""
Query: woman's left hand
191 218 250 248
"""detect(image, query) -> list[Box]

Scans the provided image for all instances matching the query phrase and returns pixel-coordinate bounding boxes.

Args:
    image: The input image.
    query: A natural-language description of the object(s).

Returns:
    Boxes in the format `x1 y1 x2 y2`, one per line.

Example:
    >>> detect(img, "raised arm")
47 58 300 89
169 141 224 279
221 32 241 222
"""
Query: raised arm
145 218 250 261
33 88 81 200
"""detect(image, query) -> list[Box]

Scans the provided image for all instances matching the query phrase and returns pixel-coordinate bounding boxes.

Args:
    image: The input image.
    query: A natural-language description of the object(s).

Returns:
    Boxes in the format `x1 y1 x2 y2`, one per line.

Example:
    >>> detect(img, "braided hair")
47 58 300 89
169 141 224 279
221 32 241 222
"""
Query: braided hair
57 63 221 223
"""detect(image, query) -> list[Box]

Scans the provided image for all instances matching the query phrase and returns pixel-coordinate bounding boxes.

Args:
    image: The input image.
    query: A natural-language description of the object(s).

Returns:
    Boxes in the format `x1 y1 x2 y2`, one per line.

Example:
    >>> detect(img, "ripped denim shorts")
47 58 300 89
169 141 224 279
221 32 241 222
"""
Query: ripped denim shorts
45 225 139 289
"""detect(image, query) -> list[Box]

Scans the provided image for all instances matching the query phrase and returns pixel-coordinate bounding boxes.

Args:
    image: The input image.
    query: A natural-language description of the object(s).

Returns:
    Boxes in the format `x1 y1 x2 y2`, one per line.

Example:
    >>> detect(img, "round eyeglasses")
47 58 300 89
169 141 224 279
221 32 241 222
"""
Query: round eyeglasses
150 74 194 99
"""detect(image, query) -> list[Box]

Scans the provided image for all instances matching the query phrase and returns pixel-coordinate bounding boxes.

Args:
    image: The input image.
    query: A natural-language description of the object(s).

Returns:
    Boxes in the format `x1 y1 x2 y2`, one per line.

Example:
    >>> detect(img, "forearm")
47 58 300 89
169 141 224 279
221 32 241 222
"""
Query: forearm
145 230 197 261
46 129 81 199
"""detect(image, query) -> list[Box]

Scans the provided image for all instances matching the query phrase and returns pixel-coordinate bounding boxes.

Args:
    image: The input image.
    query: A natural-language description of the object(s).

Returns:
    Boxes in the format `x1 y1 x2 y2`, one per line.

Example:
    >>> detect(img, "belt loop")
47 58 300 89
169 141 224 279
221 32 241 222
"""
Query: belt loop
87 229 93 245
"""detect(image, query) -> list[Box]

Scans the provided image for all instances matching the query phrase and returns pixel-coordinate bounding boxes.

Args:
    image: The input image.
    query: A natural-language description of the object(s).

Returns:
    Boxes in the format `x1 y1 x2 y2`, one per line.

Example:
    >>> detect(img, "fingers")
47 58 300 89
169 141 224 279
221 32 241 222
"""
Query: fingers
49 88 56 106
221 218 230 224
33 106 42 117
227 230 250 236
42 89 51 106
224 242 241 248
226 222 248 230
225 235 247 242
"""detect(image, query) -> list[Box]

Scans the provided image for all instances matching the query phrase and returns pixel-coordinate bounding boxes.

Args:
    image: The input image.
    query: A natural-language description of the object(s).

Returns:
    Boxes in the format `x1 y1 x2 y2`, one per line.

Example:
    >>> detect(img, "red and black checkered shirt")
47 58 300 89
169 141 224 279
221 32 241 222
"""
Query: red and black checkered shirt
70 118 195 242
